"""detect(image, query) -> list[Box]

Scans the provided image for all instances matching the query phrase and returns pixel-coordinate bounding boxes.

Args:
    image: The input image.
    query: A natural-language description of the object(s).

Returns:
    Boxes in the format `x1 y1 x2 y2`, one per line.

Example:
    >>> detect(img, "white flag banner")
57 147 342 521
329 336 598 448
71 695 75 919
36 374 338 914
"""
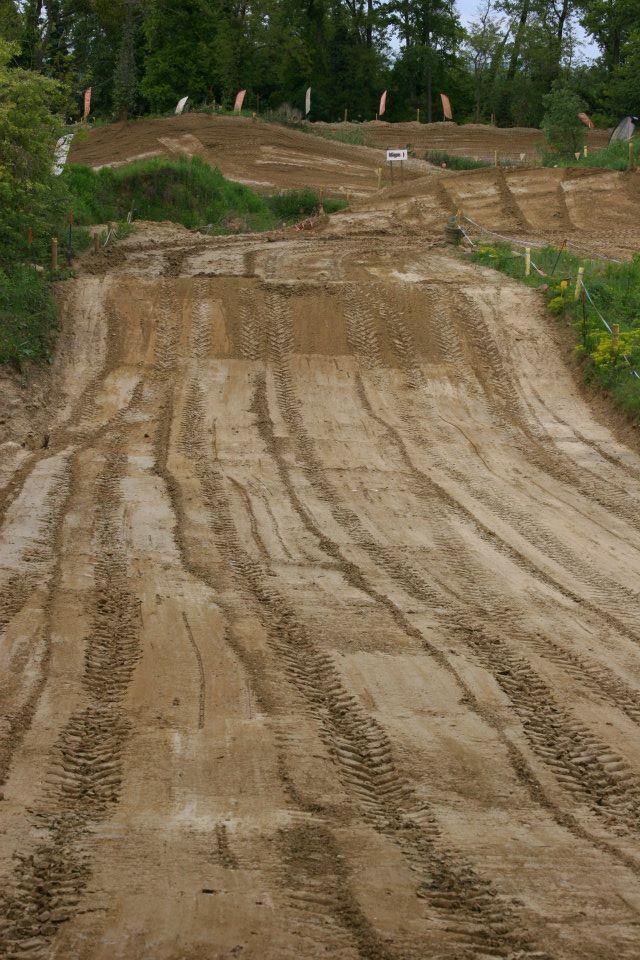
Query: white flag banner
175 96 189 115
305 87 311 116
379 90 387 117
52 134 74 175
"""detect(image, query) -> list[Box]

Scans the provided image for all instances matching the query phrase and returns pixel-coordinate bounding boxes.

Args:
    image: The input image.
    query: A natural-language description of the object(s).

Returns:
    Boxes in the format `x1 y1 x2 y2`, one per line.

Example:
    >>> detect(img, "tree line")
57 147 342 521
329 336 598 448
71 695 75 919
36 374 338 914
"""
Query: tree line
0 0 638 128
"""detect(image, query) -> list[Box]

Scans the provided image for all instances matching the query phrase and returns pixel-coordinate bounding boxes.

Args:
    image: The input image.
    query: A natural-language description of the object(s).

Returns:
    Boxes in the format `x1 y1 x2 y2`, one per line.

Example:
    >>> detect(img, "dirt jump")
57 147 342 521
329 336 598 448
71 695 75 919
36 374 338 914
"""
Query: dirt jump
2 117 640 960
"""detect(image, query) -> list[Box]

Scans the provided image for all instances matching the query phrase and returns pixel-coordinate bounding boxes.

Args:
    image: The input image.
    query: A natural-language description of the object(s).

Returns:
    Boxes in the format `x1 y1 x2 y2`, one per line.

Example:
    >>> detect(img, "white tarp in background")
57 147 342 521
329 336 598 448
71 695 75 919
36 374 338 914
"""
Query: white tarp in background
53 134 74 175
175 96 189 116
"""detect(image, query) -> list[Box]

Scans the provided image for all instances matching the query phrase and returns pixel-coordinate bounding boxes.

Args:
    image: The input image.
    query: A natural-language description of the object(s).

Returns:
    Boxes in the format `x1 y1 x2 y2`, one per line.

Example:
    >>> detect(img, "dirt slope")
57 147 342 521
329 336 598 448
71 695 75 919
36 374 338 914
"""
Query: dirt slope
328 165 640 259
2 208 640 959
70 114 433 196
320 119 611 163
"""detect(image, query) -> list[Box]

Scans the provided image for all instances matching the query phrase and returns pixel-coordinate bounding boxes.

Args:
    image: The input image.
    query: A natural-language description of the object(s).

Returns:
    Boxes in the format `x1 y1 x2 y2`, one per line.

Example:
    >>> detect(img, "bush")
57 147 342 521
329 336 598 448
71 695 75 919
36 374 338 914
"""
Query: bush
267 188 347 221
541 84 587 161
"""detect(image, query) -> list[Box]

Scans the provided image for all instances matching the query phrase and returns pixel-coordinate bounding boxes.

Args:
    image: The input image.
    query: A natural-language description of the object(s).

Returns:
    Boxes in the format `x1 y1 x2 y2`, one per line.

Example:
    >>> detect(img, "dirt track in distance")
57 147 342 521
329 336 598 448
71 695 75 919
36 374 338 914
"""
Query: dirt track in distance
2 118 640 960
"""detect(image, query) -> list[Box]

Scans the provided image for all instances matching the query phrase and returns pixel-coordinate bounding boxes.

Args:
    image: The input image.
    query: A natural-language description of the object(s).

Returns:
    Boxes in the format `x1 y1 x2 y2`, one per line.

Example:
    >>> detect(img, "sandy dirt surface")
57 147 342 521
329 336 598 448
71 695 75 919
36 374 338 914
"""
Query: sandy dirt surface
330 165 640 260
69 114 434 197
320 120 611 163
3 123 640 960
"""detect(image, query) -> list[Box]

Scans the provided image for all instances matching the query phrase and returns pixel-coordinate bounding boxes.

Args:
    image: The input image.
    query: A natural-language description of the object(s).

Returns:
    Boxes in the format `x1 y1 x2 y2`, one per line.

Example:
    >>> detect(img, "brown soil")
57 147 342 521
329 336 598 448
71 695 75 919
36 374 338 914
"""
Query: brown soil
321 119 611 163
3 116 640 960
70 113 434 197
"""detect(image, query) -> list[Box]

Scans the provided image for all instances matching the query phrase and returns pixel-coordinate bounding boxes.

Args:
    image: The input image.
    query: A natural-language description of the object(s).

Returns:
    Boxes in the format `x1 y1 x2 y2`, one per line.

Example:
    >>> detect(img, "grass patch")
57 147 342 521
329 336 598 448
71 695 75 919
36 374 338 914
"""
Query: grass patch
65 157 348 231
0 265 57 368
426 150 490 170
542 138 637 170
63 156 276 233
313 126 375 147
470 241 640 421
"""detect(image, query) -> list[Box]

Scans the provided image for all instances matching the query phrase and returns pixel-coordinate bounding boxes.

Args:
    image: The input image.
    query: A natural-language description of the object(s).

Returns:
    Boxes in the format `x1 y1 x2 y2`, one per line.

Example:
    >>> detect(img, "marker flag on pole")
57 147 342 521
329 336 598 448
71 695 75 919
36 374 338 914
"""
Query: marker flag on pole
440 93 453 120
305 87 311 116
175 96 189 115
83 87 92 120
52 134 74 175
234 89 247 112
578 111 594 129
379 90 387 117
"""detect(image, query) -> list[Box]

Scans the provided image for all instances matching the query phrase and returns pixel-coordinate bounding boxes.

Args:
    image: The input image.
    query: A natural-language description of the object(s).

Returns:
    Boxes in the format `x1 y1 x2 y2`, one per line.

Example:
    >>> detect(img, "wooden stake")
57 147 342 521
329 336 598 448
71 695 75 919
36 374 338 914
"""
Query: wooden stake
376 166 382 190
400 159 404 183
318 186 325 214
612 323 620 357
525 247 531 277
583 144 588 157
494 149 498 167
93 231 100 253
417 108 420 123
51 237 58 272
574 265 585 300
344 108 347 123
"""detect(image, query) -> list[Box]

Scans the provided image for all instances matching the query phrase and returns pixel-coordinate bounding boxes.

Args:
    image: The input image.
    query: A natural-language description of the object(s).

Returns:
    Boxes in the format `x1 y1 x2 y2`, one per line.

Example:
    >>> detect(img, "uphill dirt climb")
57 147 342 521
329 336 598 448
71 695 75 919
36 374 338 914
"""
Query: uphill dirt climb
3 122 640 960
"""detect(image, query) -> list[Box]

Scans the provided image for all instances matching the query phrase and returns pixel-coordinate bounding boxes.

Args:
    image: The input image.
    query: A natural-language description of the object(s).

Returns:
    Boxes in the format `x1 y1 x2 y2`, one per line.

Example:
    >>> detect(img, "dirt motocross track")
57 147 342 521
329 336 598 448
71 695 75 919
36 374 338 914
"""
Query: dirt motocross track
3 118 640 960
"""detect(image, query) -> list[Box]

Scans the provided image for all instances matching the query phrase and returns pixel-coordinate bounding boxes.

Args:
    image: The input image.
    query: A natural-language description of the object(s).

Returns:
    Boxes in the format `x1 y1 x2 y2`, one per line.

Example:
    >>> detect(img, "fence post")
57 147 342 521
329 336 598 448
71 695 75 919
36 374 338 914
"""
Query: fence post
525 247 531 277
417 108 420 123
376 166 382 190
51 237 58 272
494 149 498 167
574 265 585 301
93 231 100 253
318 187 325 214
583 144 588 158
612 323 620 360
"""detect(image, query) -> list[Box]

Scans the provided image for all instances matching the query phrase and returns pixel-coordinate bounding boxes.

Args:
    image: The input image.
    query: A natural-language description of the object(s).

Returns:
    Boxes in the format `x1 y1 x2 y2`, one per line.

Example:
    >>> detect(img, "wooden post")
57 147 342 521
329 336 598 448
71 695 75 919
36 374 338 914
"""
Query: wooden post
93 231 100 253
583 144 588 158
494 149 498 167
51 237 58 272
376 166 382 190
400 159 404 183
629 140 635 171
574 265 585 300
389 160 394 184
318 186 325 214
612 323 620 358
417 107 420 123
525 247 531 277
344 108 347 123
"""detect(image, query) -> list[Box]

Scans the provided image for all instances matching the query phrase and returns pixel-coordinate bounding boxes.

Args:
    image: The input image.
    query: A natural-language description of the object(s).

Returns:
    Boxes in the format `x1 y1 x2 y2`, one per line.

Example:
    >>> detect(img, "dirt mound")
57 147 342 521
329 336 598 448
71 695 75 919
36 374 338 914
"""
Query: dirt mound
320 119 610 162
70 113 434 197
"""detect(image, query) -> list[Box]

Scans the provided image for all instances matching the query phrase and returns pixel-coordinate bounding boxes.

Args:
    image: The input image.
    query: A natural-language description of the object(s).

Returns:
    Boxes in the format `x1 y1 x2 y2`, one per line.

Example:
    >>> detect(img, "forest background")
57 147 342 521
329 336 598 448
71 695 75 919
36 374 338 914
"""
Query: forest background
0 0 638 131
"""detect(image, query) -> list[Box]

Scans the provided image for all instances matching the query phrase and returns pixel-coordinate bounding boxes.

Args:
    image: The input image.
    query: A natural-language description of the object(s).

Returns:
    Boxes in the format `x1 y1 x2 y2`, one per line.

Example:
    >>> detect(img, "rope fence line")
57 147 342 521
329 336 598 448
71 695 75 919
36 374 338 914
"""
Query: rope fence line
455 213 640 382
460 214 624 264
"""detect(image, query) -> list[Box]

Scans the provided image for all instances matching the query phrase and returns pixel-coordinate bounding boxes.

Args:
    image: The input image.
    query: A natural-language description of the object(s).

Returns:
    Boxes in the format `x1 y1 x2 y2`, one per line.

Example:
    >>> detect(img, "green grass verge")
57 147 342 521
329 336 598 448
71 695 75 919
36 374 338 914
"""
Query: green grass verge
313 126 375 147
543 138 637 171
469 241 640 421
64 157 347 232
0 265 58 368
426 150 490 170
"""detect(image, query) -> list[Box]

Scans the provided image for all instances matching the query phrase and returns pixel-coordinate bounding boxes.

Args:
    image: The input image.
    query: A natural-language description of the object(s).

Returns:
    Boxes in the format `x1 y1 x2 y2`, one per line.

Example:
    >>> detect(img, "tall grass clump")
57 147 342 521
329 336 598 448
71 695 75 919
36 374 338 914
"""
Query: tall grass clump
63 156 277 232
425 150 489 170
470 241 640 421
267 188 347 220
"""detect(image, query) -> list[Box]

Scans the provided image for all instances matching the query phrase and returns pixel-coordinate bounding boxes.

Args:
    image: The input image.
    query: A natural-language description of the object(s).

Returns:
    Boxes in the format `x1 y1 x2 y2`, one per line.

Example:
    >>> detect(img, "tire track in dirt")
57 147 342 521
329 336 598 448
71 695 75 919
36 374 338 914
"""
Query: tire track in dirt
176 373 546 960
0 437 141 958
260 287 640 871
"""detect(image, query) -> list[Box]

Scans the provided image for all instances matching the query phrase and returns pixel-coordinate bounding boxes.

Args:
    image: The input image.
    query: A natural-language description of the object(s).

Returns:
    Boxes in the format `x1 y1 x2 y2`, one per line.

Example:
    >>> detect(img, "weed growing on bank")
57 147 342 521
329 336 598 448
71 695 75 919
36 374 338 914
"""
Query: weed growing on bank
64 158 347 231
0 265 58 367
470 242 640 421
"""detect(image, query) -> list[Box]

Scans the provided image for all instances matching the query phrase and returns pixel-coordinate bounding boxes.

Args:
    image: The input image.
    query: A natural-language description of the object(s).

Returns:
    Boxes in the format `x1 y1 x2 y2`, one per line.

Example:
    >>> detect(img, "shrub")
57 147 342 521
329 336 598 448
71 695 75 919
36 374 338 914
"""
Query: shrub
0 265 57 367
425 150 489 170
541 84 587 161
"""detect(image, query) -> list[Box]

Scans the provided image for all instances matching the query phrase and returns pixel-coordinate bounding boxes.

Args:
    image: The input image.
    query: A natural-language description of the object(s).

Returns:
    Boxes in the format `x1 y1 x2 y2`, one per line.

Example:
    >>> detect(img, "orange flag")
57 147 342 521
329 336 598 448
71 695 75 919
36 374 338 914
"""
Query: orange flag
578 112 594 129
83 87 92 120
379 90 387 116
440 93 453 120
234 89 247 112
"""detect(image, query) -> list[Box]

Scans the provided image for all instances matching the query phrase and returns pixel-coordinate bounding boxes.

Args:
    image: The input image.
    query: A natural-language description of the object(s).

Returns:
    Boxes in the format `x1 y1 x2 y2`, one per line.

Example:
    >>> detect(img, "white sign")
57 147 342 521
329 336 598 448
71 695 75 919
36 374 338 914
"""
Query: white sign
175 96 189 116
386 149 408 162
53 134 74 175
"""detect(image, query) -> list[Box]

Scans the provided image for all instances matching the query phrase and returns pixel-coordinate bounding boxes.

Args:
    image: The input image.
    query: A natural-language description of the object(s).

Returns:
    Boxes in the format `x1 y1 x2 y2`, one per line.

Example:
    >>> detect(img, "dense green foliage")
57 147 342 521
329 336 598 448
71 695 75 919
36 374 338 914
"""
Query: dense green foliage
471 241 640 420
541 84 587 160
4 0 640 128
63 157 347 231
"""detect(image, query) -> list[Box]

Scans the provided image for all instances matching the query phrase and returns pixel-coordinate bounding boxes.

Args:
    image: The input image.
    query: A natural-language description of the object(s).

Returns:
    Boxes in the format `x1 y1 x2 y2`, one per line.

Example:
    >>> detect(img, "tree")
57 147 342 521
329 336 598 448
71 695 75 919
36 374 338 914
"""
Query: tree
113 1 138 120
541 81 586 156
463 0 505 120
0 39 68 264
